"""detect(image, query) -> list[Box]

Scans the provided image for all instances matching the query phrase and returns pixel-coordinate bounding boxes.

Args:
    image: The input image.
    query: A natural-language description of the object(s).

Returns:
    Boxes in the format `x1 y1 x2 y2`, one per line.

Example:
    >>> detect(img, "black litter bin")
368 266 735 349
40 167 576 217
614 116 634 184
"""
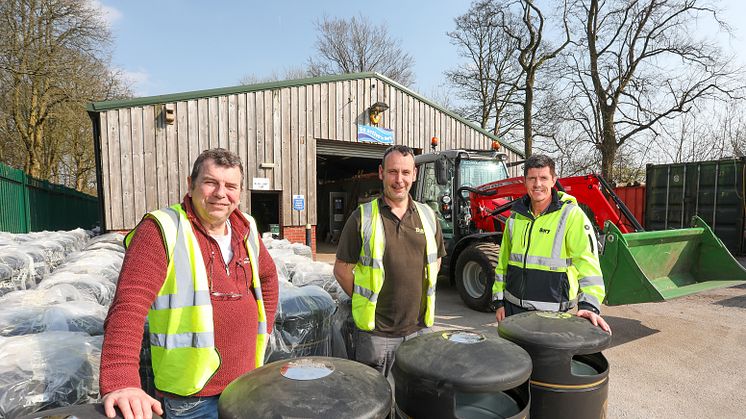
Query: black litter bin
268 284 337 362
393 330 532 419
16 403 162 419
498 311 612 419
218 356 391 418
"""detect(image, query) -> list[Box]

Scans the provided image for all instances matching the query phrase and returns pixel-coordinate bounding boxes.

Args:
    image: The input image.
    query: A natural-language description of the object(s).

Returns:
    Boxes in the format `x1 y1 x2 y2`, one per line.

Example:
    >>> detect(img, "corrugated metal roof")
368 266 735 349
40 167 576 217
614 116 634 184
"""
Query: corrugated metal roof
87 71 523 156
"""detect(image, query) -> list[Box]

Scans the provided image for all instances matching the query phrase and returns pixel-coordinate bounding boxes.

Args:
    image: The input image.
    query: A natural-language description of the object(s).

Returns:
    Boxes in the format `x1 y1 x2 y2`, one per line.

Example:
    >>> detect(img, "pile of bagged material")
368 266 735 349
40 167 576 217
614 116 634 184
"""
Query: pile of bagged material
263 237 354 361
0 230 352 417
0 230 125 418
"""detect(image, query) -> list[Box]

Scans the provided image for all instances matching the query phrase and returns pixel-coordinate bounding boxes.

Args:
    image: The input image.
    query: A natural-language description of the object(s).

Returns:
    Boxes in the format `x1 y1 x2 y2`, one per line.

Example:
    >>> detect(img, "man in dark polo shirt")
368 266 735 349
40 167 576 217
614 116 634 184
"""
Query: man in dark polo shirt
334 144 446 377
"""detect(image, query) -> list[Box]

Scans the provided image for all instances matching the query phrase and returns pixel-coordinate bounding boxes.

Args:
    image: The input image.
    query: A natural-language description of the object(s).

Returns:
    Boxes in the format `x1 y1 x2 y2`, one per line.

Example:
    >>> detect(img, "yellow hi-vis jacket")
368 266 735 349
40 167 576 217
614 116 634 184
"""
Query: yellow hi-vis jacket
352 199 439 331
124 204 268 396
492 191 605 313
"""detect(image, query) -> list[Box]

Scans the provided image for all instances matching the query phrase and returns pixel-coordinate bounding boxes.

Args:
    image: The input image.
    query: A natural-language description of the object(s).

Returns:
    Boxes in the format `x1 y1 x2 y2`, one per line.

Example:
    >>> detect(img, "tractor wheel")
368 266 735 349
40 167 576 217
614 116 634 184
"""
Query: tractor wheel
454 242 500 312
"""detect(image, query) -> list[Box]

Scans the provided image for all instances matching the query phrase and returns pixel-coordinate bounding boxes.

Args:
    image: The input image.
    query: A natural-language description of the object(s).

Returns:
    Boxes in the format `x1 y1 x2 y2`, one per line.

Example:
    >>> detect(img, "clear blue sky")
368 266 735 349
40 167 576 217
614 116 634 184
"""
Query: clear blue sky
99 0 472 98
99 0 745 100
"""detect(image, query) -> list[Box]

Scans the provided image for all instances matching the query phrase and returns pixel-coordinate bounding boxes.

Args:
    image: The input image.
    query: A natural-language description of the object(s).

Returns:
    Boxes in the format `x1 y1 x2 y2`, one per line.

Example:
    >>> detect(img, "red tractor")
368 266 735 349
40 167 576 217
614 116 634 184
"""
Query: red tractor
413 147 746 311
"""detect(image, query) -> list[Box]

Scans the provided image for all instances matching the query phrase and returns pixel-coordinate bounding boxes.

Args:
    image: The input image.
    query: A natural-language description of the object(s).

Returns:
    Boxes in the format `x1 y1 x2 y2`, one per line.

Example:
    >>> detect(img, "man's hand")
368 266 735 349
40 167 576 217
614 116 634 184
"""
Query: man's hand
102 387 163 419
576 309 612 334
495 306 506 322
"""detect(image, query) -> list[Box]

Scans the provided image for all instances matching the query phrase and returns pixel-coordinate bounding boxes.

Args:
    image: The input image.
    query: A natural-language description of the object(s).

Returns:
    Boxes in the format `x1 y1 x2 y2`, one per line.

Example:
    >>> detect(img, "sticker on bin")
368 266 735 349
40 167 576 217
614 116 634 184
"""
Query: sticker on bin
536 312 572 319
280 358 335 381
441 331 485 344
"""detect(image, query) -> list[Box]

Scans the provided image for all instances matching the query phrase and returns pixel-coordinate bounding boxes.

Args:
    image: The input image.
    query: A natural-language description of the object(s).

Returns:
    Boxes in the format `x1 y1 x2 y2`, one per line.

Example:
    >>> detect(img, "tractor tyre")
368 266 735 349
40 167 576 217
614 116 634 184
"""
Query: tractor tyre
454 242 500 312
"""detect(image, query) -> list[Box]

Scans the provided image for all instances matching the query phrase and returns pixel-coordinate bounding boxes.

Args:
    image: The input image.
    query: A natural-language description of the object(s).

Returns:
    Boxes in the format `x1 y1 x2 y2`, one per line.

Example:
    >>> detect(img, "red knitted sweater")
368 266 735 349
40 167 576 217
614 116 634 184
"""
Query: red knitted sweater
99 196 279 397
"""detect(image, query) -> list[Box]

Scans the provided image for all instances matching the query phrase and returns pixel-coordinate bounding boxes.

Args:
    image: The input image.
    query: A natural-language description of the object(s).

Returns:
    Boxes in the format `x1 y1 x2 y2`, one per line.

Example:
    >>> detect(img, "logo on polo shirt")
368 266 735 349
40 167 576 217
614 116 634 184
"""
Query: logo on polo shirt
415 227 425 234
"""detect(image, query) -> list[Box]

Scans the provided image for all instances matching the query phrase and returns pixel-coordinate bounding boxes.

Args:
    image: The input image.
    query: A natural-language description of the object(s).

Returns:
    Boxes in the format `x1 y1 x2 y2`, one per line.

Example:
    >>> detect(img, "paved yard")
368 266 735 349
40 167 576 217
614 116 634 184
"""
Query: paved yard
431 280 746 418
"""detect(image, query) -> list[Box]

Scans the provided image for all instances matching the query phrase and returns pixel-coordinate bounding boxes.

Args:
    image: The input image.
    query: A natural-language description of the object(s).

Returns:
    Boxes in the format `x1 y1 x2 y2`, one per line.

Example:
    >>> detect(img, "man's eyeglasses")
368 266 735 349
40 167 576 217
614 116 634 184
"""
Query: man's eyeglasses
208 251 248 301
210 290 242 301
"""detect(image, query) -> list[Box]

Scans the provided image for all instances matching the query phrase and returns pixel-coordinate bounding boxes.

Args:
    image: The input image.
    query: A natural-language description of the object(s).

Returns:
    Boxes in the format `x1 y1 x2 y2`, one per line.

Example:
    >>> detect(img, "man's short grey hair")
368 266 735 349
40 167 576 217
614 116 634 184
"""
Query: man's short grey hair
190 148 244 187
381 144 415 168
524 154 556 178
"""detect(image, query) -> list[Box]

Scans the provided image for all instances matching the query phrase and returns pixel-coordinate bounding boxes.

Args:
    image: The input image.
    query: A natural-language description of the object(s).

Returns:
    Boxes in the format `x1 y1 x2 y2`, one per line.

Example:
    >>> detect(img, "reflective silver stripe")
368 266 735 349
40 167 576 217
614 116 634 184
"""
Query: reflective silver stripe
552 204 575 260
509 253 571 269
257 321 267 334
416 202 437 237
150 207 179 257
579 293 601 308
246 231 259 260
504 290 576 311
149 207 205 310
427 286 435 296
579 275 605 287
360 202 375 265
150 331 215 349
153 289 211 310
507 214 515 241
415 202 439 266
358 255 384 269
495 273 504 282
353 284 379 303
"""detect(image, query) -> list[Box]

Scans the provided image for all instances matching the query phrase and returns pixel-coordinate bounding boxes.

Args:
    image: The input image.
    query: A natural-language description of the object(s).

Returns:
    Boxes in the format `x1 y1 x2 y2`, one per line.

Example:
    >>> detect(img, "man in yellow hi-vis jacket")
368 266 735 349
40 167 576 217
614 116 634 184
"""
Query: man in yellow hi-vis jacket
101 148 279 419
334 144 446 377
492 154 611 333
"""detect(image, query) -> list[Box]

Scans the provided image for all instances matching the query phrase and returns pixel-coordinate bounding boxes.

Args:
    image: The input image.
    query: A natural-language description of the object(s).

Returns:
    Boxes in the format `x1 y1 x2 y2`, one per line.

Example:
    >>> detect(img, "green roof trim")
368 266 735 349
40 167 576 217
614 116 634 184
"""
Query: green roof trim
87 72 523 156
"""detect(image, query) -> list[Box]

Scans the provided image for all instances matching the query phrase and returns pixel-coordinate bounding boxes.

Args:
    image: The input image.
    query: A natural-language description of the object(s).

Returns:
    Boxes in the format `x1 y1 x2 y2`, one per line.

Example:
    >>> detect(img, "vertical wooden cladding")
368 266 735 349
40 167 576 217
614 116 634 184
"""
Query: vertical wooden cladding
97 74 520 231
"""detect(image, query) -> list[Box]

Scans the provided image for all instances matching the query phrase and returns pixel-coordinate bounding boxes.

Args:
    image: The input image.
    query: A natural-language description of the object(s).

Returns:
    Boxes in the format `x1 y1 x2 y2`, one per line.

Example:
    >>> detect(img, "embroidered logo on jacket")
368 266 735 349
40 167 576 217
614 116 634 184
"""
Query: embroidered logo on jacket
539 228 551 234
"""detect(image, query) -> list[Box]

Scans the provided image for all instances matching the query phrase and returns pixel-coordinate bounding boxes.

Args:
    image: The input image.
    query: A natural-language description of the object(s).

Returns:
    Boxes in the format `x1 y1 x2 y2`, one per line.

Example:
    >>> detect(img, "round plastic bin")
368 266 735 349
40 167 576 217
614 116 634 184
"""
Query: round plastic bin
498 311 612 419
392 330 532 419
218 356 391 418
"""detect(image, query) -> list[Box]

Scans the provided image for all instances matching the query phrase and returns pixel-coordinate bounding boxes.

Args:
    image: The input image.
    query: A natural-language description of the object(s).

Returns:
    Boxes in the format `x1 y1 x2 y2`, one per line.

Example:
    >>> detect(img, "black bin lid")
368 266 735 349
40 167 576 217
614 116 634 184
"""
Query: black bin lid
498 311 612 353
394 330 532 391
219 356 392 418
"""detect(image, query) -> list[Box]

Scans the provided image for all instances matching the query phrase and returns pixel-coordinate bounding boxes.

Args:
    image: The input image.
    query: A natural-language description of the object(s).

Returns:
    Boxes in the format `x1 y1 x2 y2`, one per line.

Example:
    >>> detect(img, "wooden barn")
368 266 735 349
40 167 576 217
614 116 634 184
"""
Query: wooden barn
87 72 523 251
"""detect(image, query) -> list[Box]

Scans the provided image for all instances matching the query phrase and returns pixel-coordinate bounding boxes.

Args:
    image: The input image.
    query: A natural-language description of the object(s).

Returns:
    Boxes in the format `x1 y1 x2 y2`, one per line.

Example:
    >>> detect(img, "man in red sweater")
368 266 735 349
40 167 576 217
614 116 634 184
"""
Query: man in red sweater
101 148 279 419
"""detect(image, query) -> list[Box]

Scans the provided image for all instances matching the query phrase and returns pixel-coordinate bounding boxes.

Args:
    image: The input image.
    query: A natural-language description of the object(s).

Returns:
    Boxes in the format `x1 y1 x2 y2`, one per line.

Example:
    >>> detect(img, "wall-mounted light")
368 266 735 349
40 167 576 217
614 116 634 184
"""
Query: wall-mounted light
368 101 389 125
164 103 175 124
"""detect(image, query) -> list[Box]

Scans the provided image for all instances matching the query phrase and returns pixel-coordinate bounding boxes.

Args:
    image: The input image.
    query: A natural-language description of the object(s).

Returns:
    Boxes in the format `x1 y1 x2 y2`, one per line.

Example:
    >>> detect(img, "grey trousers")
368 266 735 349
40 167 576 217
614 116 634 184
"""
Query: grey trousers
354 328 432 377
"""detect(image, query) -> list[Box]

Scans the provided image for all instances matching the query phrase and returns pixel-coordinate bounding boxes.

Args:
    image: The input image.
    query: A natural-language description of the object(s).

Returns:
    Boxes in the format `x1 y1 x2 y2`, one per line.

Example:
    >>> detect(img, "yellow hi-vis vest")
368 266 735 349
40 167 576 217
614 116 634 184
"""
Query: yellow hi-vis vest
352 199 439 331
124 204 268 396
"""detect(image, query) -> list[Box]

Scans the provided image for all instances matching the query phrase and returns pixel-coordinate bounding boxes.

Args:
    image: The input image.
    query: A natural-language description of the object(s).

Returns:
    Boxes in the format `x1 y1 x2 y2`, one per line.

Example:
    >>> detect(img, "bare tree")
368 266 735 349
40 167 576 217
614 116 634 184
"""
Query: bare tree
307 15 415 86
500 0 572 157
0 0 121 179
445 0 524 137
567 0 743 182
239 66 310 85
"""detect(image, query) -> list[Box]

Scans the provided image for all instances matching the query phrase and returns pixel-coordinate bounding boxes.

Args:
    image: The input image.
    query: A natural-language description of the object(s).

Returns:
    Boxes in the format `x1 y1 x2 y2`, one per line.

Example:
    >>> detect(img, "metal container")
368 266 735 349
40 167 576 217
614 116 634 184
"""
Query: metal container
613 185 645 226
498 312 612 419
645 158 746 255
218 356 391 418
392 330 532 419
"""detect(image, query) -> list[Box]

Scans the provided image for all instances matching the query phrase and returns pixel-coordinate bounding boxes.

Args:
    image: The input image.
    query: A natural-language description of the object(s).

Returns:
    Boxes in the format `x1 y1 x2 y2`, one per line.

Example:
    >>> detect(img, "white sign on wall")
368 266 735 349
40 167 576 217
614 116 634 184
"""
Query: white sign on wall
252 178 270 190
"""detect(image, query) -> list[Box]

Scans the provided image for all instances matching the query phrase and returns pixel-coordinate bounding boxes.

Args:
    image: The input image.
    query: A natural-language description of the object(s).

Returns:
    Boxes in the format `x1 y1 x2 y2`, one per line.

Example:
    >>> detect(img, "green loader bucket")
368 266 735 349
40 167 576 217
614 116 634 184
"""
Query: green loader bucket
600 216 746 305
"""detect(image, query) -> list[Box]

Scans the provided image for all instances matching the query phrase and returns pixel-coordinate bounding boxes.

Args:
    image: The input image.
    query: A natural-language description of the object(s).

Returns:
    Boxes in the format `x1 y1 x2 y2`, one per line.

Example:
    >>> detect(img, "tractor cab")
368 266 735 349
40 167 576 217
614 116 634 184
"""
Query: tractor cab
414 149 510 264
